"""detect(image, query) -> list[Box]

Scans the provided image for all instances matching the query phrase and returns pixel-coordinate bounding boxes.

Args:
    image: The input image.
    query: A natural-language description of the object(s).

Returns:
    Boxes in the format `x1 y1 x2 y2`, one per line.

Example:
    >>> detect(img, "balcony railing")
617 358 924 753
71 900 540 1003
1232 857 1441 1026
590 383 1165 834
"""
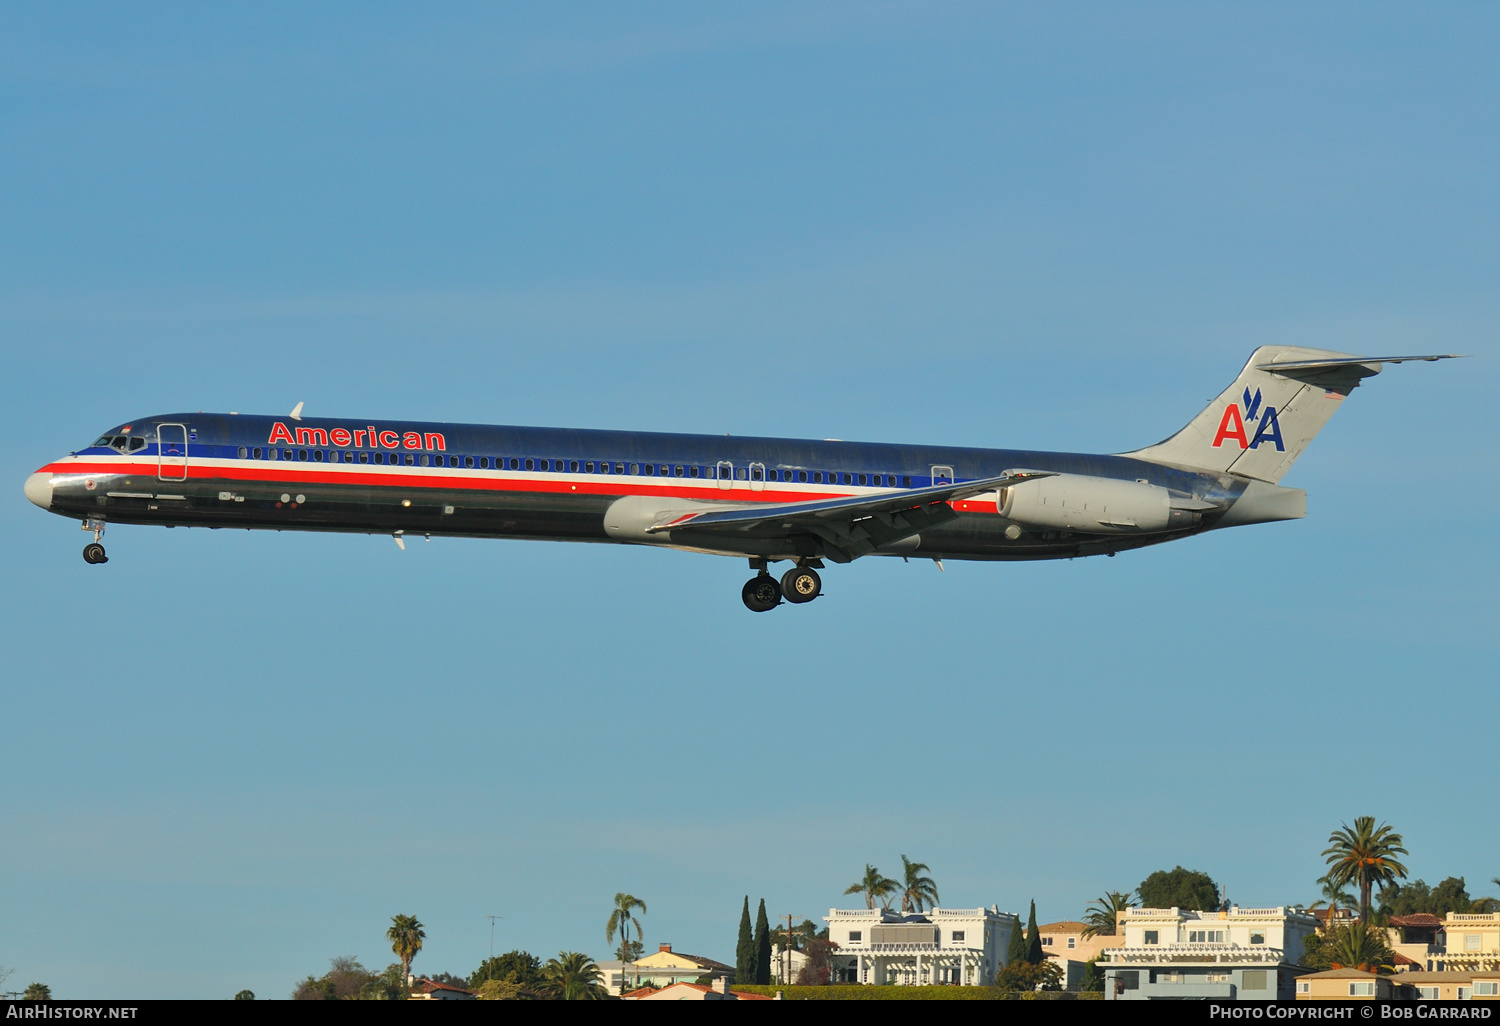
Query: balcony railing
1104 945 1285 964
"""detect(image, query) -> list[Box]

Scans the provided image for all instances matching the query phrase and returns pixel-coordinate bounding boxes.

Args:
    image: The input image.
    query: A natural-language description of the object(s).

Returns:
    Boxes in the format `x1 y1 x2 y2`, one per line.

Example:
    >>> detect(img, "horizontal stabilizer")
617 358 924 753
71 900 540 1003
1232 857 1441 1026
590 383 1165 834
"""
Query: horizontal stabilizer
1258 354 1465 372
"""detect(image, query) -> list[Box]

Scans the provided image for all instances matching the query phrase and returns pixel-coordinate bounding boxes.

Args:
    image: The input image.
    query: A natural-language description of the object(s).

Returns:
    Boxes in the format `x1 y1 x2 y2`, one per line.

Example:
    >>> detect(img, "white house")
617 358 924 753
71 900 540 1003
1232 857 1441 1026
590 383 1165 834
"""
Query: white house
1102 906 1317 1001
823 906 1018 987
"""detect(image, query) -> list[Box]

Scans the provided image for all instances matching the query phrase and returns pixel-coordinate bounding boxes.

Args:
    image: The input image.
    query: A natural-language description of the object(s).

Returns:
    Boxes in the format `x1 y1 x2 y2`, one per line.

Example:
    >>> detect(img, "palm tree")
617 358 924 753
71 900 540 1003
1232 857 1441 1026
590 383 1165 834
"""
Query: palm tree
1082 891 1136 938
606 893 648 962
844 864 898 910
1308 872 1359 930
543 951 607 1000
899 855 940 913
1322 817 1409 920
386 914 425 986
1327 921 1395 973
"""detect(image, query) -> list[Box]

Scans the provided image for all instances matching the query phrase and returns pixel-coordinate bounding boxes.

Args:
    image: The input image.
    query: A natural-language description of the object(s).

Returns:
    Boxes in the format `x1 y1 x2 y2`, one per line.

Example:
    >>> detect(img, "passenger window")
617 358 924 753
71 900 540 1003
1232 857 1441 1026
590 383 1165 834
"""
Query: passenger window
466 456 475 469
404 453 414 466
344 451 353 462
798 470 808 482
314 450 325 462
298 450 309 461
644 464 655 476
735 467 746 480
585 461 594 473
630 463 639 475
751 467 763 481
480 457 490 469
524 458 534 471
689 466 699 478
857 474 866 485
238 446 248 458
269 449 279 461
812 471 822 483
615 463 625 474
675 465 684 477
419 454 430 467
903 476 912 487
570 460 580 472
843 473 853 485
283 450 293 461
360 453 369 464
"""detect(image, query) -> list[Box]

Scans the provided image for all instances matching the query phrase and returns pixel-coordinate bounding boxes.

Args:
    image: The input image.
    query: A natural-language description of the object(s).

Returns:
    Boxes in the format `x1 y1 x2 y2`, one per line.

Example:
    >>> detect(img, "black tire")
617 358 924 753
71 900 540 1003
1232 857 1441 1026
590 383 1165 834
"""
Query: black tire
781 565 821 603
83 543 107 564
741 575 781 612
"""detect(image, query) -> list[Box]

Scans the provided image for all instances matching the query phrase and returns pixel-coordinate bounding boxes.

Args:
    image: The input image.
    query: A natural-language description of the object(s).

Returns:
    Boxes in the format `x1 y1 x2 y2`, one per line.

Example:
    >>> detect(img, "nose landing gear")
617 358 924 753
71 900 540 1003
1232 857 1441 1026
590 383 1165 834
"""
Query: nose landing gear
81 517 108 564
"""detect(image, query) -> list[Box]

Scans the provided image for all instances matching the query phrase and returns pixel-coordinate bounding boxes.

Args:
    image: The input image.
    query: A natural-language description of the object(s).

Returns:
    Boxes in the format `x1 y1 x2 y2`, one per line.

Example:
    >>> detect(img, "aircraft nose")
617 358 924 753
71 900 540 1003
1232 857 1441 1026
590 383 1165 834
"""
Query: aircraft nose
24 472 53 510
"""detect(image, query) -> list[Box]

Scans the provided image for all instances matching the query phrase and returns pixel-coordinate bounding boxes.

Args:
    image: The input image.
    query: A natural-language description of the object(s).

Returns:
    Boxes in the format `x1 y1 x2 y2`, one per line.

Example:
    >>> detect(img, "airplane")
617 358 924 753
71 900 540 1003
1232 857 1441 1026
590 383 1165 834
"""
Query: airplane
24 346 1460 611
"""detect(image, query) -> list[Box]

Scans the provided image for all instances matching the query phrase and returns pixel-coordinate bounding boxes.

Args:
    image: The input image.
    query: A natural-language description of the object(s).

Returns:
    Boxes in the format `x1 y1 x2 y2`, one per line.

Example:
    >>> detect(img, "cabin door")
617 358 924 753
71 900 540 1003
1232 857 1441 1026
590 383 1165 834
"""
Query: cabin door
158 423 189 481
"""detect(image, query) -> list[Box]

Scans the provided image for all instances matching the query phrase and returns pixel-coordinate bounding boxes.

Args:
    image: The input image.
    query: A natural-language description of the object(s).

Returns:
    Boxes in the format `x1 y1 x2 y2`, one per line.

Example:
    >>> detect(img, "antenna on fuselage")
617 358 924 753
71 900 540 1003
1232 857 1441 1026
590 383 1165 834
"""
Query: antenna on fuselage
289 402 304 421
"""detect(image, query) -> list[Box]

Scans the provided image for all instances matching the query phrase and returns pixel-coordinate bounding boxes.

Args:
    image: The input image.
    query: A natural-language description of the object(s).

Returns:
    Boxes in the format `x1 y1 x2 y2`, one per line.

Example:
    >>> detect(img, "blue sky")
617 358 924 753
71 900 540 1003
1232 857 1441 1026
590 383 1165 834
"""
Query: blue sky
3 2 1497 999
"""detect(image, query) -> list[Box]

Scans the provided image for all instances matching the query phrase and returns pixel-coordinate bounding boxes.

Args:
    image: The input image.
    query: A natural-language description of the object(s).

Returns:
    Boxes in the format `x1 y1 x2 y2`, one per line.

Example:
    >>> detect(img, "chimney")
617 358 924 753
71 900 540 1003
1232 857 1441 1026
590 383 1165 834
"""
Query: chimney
712 977 730 995
659 943 672 953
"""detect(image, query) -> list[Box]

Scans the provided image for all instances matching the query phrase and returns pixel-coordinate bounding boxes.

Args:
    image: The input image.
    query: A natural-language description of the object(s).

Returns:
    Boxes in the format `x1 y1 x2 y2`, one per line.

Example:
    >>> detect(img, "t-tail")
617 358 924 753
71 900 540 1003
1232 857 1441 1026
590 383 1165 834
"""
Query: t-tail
1126 345 1463 484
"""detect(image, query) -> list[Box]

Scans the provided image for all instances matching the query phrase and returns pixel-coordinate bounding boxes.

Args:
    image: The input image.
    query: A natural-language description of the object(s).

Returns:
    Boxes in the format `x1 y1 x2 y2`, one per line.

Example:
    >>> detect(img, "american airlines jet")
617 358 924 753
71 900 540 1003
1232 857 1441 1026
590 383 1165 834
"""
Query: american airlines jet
24 347 1458 611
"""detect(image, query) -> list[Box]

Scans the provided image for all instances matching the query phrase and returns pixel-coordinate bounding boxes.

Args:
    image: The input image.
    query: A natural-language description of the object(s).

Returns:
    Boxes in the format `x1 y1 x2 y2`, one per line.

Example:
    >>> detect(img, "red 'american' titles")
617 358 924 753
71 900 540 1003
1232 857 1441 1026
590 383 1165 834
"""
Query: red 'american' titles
266 422 446 451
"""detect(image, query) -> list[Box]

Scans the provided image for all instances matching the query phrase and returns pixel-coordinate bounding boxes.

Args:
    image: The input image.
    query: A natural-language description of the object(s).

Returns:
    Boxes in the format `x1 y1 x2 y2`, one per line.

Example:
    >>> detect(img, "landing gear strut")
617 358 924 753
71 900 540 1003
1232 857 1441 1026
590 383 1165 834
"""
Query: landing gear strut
741 573 781 613
81 517 107 564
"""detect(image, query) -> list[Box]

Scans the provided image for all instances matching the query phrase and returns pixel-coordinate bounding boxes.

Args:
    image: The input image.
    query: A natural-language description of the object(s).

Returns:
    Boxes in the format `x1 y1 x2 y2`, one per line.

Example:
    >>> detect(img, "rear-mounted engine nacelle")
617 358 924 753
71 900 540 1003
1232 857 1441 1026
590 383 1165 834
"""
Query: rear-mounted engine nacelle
999 474 1198 534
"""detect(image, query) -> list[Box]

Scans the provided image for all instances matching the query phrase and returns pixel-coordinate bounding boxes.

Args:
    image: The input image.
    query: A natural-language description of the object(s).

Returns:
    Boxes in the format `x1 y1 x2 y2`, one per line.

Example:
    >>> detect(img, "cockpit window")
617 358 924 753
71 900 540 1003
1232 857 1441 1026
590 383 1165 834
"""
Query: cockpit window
127 437 146 452
111 435 128 449
94 436 111 447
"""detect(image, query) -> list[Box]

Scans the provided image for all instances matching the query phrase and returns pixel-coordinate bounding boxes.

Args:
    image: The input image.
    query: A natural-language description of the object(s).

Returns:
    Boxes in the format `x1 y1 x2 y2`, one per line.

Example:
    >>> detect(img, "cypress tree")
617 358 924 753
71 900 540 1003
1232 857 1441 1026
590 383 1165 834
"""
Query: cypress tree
735 896 754 984
754 899 771 985
1025 899 1043 965
1005 913 1027 965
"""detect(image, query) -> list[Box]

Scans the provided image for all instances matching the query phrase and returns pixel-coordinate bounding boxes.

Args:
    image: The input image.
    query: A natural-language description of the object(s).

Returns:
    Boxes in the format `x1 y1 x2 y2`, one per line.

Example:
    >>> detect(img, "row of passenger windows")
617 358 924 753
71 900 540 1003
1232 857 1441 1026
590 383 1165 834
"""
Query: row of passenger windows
234 446 914 487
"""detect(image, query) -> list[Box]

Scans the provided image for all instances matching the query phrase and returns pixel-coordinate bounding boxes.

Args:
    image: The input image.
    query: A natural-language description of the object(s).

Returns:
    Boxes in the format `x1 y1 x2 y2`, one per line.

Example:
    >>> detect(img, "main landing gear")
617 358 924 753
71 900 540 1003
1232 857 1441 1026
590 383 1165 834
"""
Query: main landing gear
740 560 823 612
82 517 108 564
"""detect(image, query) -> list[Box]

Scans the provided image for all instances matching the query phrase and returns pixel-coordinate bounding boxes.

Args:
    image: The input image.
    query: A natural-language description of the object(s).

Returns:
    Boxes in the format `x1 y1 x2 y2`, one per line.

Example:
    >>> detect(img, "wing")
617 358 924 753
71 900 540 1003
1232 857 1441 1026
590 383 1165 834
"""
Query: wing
647 470 1054 563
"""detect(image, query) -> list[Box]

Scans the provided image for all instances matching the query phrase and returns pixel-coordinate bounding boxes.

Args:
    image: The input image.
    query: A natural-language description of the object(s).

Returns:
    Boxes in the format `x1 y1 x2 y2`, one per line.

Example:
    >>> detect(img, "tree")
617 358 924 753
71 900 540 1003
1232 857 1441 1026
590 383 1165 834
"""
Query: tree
234 990 254 1000
1024 900 1043 964
843 864 898 910
293 956 379 1000
735 896 754 985
1323 817 1409 920
793 937 840 986
995 960 1062 993
1310 872 1359 925
1080 957 1105 992
606 893 648 963
1138 867 1221 912
22 983 51 1001
542 951 606 1000
899 855 940 913
1005 915 1027 965
1082 891 1135 938
386 914 425 986
754 899 771 985
470 950 544 991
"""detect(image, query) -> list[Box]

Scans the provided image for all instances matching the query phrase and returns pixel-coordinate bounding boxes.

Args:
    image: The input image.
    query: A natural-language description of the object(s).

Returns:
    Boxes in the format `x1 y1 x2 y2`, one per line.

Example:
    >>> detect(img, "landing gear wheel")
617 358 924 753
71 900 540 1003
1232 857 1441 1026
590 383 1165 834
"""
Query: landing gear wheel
741 575 781 612
83 543 108 564
781 565 821 603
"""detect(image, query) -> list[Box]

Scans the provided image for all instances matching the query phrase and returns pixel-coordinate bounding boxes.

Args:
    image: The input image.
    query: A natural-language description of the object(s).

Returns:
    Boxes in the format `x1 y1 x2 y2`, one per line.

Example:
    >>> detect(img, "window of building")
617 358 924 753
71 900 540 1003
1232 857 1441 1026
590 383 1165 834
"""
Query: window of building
1143 931 1158 946
1205 972 1229 983
1467 935 1482 951
1349 982 1375 996
1041 937 1051 946
1067 937 1076 949
1250 932 1266 946
1242 971 1267 990
1296 981 1310 994
951 931 964 943
1117 971 1139 991
1188 930 1225 944
848 931 861 943
1416 987 1439 1000
1458 987 1472 1000
1159 972 1184 983
1478 982 1500 996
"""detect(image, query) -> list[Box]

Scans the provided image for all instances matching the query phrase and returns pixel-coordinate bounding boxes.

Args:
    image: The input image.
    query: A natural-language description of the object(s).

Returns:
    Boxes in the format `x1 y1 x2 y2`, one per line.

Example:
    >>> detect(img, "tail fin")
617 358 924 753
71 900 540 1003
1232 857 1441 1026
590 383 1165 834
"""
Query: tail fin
1125 346 1462 483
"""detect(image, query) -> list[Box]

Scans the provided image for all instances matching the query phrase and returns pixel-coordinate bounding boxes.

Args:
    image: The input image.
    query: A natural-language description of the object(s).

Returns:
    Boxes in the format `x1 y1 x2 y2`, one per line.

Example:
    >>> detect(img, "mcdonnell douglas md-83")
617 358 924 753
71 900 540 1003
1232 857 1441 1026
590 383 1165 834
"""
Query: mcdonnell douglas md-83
24 346 1459 611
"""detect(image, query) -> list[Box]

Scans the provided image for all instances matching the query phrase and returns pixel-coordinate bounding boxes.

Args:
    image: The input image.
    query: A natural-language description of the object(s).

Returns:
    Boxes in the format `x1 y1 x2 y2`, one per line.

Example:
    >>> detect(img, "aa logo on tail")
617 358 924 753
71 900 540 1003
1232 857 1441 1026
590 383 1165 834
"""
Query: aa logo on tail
1211 387 1285 451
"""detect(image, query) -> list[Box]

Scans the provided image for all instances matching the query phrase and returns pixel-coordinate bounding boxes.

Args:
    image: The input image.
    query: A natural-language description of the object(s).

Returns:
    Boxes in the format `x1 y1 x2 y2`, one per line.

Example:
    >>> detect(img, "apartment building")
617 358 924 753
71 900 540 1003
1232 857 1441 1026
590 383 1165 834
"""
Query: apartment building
1102 906 1317 1001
